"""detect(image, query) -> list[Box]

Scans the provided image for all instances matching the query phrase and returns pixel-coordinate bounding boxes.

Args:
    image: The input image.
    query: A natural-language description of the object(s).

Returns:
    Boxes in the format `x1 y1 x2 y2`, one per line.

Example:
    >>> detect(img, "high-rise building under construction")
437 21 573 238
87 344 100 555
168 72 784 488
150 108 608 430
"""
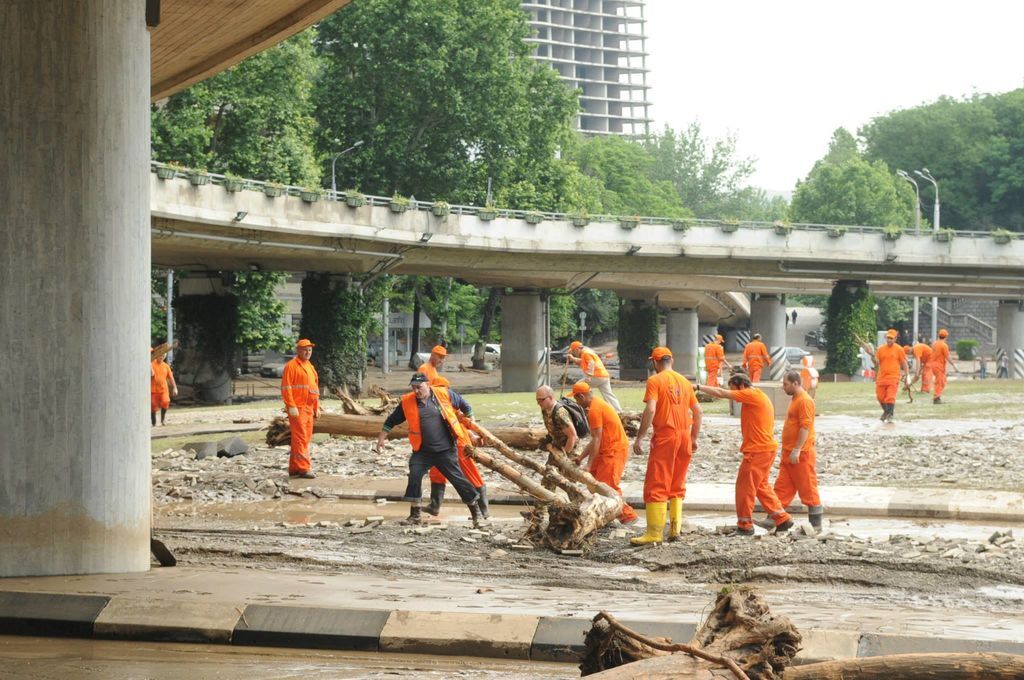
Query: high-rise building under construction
522 0 651 136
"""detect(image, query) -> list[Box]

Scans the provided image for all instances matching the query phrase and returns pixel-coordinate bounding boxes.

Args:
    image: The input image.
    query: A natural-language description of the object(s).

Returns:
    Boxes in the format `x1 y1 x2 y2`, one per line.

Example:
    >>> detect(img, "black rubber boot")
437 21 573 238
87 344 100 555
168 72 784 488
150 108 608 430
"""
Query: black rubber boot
808 505 824 531
151 411 156 426
425 483 446 516
475 485 490 519
402 503 423 525
886 404 895 422
467 500 483 528
775 519 794 532
161 408 168 425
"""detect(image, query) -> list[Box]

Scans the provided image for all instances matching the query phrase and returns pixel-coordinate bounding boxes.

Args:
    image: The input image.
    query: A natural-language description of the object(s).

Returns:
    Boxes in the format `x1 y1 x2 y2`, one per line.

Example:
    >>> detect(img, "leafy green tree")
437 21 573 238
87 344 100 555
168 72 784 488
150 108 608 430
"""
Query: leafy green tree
312 0 579 208
825 280 875 375
234 272 292 352
790 129 914 228
874 296 913 330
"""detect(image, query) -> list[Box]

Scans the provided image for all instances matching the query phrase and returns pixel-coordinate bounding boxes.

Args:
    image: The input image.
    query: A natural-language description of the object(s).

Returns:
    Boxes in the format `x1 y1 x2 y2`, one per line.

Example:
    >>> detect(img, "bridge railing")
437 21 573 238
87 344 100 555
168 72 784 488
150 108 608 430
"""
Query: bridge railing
150 161 1013 241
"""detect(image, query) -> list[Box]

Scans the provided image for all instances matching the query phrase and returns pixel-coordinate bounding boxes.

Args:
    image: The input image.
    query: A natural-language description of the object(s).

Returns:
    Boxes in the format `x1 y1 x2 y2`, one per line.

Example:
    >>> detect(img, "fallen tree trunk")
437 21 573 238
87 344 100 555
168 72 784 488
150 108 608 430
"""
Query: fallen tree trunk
783 653 1024 679
265 413 545 449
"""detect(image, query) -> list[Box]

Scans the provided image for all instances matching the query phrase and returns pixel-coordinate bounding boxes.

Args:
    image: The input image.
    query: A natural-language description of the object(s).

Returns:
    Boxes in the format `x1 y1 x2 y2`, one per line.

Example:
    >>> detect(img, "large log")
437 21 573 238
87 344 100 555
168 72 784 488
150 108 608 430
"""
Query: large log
265 413 546 449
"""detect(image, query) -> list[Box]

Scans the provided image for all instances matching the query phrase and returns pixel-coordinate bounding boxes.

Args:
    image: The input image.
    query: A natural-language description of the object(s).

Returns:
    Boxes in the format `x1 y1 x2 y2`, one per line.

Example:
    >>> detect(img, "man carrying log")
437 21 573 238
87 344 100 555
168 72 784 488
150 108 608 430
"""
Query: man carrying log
697 372 793 535
570 381 639 525
281 338 320 479
631 347 703 545
417 344 447 384
424 376 490 520
150 347 178 426
376 373 484 526
568 340 622 412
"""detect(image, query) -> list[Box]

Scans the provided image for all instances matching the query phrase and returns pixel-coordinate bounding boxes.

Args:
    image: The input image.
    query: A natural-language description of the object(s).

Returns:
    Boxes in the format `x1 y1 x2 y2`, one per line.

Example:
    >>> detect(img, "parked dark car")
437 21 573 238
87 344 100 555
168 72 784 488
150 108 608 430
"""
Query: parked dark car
804 329 827 348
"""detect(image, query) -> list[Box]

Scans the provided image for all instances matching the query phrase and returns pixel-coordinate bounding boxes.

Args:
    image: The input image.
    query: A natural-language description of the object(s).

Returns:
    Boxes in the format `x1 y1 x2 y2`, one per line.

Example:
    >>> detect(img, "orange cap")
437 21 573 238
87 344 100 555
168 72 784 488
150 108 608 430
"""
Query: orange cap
431 345 448 356
715 334 724 343
886 329 898 339
431 376 451 387
649 346 673 361
569 340 583 351
297 338 315 348
571 381 590 395
801 355 813 367
938 329 948 338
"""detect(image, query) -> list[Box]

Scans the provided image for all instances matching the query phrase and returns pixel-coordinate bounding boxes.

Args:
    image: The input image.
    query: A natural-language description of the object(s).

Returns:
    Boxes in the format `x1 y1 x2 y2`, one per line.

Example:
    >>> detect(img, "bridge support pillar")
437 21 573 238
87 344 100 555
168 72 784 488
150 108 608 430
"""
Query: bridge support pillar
618 294 659 381
1 1 151 575
501 290 546 393
750 294 787 380
996 300 1024 379
666 308 699 379
698 323 718 346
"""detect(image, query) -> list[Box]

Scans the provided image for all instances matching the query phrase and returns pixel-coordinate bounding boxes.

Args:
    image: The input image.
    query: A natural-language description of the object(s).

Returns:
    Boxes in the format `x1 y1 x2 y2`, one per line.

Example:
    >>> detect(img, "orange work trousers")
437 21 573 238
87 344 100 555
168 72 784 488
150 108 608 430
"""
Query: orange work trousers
736 448 791 530
706 363 721 387
288 405 315 474
590 451 639 522
429 443 484 488
933 368 948 397
748 364 764 383
875 381 898 405
774 446 821 508
920 365 933 393
643 430 692 503
150 391 170 412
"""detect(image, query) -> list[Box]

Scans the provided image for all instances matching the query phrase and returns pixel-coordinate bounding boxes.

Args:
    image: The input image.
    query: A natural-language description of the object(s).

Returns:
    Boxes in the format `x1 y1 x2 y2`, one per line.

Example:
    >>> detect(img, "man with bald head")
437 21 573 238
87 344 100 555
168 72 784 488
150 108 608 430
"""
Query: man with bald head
535 384 578 454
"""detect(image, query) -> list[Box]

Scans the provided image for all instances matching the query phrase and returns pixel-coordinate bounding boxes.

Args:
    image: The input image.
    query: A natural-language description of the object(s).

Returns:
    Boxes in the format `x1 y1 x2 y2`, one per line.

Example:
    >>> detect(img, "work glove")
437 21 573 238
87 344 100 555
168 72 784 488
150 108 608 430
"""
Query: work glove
287 407 299 417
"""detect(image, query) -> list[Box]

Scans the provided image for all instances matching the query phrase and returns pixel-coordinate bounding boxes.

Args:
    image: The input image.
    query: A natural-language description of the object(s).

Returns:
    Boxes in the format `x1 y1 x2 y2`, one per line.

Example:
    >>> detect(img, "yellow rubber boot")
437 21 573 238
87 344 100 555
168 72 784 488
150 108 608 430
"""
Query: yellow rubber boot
667 498 684 541
630 501 667 545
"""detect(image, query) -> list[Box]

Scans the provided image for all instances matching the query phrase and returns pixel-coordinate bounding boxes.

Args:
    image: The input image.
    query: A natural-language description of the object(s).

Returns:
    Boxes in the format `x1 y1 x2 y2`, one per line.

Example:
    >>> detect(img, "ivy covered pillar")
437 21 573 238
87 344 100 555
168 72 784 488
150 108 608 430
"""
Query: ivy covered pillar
825 280 874 376
618 294 659 380
750 294 787 380
300 273 372 395
174 276 240 404
501 289 545 393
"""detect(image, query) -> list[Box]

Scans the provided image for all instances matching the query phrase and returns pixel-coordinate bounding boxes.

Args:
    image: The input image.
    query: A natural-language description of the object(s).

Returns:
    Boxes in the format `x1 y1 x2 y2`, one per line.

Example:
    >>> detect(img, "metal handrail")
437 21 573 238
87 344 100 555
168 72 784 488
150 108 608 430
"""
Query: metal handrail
150 161 1017 240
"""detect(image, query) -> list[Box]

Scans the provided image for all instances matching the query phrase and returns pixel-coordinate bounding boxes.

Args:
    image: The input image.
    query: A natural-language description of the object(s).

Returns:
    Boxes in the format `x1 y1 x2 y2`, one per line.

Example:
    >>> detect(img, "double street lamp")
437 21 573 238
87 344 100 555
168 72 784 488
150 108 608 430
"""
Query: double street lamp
330 139 365 198
897 167 941 341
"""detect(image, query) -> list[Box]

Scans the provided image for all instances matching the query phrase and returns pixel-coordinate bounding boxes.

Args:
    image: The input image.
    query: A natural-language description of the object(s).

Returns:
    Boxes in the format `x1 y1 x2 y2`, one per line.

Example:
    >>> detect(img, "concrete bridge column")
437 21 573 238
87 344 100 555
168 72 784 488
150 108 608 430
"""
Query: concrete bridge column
0 1 151 575
750 294 787 380
501 290 546 393
618 294 659 381
698 323 718 346
666 308 699 378
996 300 1024 379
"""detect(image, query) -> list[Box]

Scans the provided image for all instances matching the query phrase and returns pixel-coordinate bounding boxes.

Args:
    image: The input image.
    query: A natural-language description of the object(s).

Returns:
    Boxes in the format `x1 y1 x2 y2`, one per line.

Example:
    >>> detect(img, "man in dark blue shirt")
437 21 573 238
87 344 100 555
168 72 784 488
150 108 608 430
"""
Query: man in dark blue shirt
377 374 483 525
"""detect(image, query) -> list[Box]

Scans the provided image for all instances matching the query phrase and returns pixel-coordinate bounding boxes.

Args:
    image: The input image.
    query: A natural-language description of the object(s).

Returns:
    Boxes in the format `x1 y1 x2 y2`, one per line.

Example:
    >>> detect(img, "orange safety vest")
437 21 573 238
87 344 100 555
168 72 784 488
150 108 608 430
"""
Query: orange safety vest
281 357 319 408
401 387 470 453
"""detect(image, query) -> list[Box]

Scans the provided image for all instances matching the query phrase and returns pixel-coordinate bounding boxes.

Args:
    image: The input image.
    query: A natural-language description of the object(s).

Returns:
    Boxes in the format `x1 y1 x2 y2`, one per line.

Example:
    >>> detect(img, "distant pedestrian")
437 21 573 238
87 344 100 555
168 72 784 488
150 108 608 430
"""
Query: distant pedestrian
998 353 1010 379
979 354 988 379
150 348 178 426
791 310 798 324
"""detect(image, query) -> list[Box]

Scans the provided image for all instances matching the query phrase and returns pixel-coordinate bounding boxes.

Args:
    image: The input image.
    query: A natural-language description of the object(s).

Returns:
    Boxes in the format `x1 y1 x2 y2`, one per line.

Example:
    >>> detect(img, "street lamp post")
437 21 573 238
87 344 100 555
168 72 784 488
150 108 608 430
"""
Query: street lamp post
915 168 940 340
897 170 922 340
330 140 364 198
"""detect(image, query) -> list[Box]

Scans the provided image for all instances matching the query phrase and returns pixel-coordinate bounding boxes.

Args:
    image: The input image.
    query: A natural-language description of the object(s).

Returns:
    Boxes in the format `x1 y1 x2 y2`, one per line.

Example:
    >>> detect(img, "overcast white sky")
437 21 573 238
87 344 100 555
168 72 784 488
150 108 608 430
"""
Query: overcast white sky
644 1 1024 193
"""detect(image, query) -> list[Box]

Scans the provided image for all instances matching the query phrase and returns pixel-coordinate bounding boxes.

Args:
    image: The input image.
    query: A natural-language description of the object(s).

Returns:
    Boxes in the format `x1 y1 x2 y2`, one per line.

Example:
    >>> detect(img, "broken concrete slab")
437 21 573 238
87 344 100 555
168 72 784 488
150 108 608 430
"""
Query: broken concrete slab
232 604 390 651
216 436 249 458
530 616 591 662
92 597 243 643
184 441 218 460
379 610 539 659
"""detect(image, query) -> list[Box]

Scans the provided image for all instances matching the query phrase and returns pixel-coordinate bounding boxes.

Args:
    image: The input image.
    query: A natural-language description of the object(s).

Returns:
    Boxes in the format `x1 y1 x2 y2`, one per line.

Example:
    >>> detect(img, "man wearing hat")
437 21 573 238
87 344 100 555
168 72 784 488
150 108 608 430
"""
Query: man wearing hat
703 334 731 387
417 344 447 384
930 329 957 404
150 346 178 426
873 329 908 422
281 338 320 478
571 381 638 525
630 347 702 545
912 336 934 394
376 373 484 526
568 340 621 412
742 333 771 383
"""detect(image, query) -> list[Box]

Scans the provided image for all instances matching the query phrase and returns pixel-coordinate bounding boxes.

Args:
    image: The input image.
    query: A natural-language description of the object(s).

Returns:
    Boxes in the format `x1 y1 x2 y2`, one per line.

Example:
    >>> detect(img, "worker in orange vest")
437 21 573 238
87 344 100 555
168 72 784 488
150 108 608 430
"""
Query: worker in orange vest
631 347 702 545
913 337 934 393
571 381 639 525
280 338 321 478
869 329 908 422
568 340 621 412
377 373 484 526
704 334 731 387
930 329 957 404
425 375 489 520
417 345 447 383
697 373 793 535
742 333 771 382
150 348 178 426
799 355 819 399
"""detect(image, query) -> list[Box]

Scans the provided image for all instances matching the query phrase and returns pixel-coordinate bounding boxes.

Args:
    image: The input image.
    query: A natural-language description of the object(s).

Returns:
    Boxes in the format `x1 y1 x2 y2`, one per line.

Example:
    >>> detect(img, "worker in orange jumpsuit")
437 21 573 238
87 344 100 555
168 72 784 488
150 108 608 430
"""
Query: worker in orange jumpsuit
150 348 178 426
571 381 639 525
630 347 702 545
697 373 793 535
742 333 771 383
417 344 447 384
568 340 621 412
280 338 320 478
872 330 908 422
912 338 933 393
757 370 823 530
799 354 819 399
930 329 957 404
704 334 731 387
425 376 489 519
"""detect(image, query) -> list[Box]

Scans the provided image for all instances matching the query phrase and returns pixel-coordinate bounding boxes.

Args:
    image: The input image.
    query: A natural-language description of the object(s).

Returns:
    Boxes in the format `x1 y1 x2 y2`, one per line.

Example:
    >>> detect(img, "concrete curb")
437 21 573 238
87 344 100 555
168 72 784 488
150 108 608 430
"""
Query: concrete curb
3 592 1022 663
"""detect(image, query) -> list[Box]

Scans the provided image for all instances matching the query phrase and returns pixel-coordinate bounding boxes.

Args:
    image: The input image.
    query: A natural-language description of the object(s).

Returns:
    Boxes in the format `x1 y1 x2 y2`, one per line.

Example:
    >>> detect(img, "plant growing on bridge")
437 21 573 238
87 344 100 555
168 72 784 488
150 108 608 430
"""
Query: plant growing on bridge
156 163 179 180
300 187 323 203
344 189 366 207
827 225 847 238
223 173 246 192
620 215 640 230
524 210 544 224
389 195 410 213
431 200 450 217
673 218 693 232
569 210 589 227
772 220 792 235
992 228 1015 244
478 203 498 221
719 219 739 233
934 228 955 242
882 225 903 241
264 181 284 198
188 169 211 186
